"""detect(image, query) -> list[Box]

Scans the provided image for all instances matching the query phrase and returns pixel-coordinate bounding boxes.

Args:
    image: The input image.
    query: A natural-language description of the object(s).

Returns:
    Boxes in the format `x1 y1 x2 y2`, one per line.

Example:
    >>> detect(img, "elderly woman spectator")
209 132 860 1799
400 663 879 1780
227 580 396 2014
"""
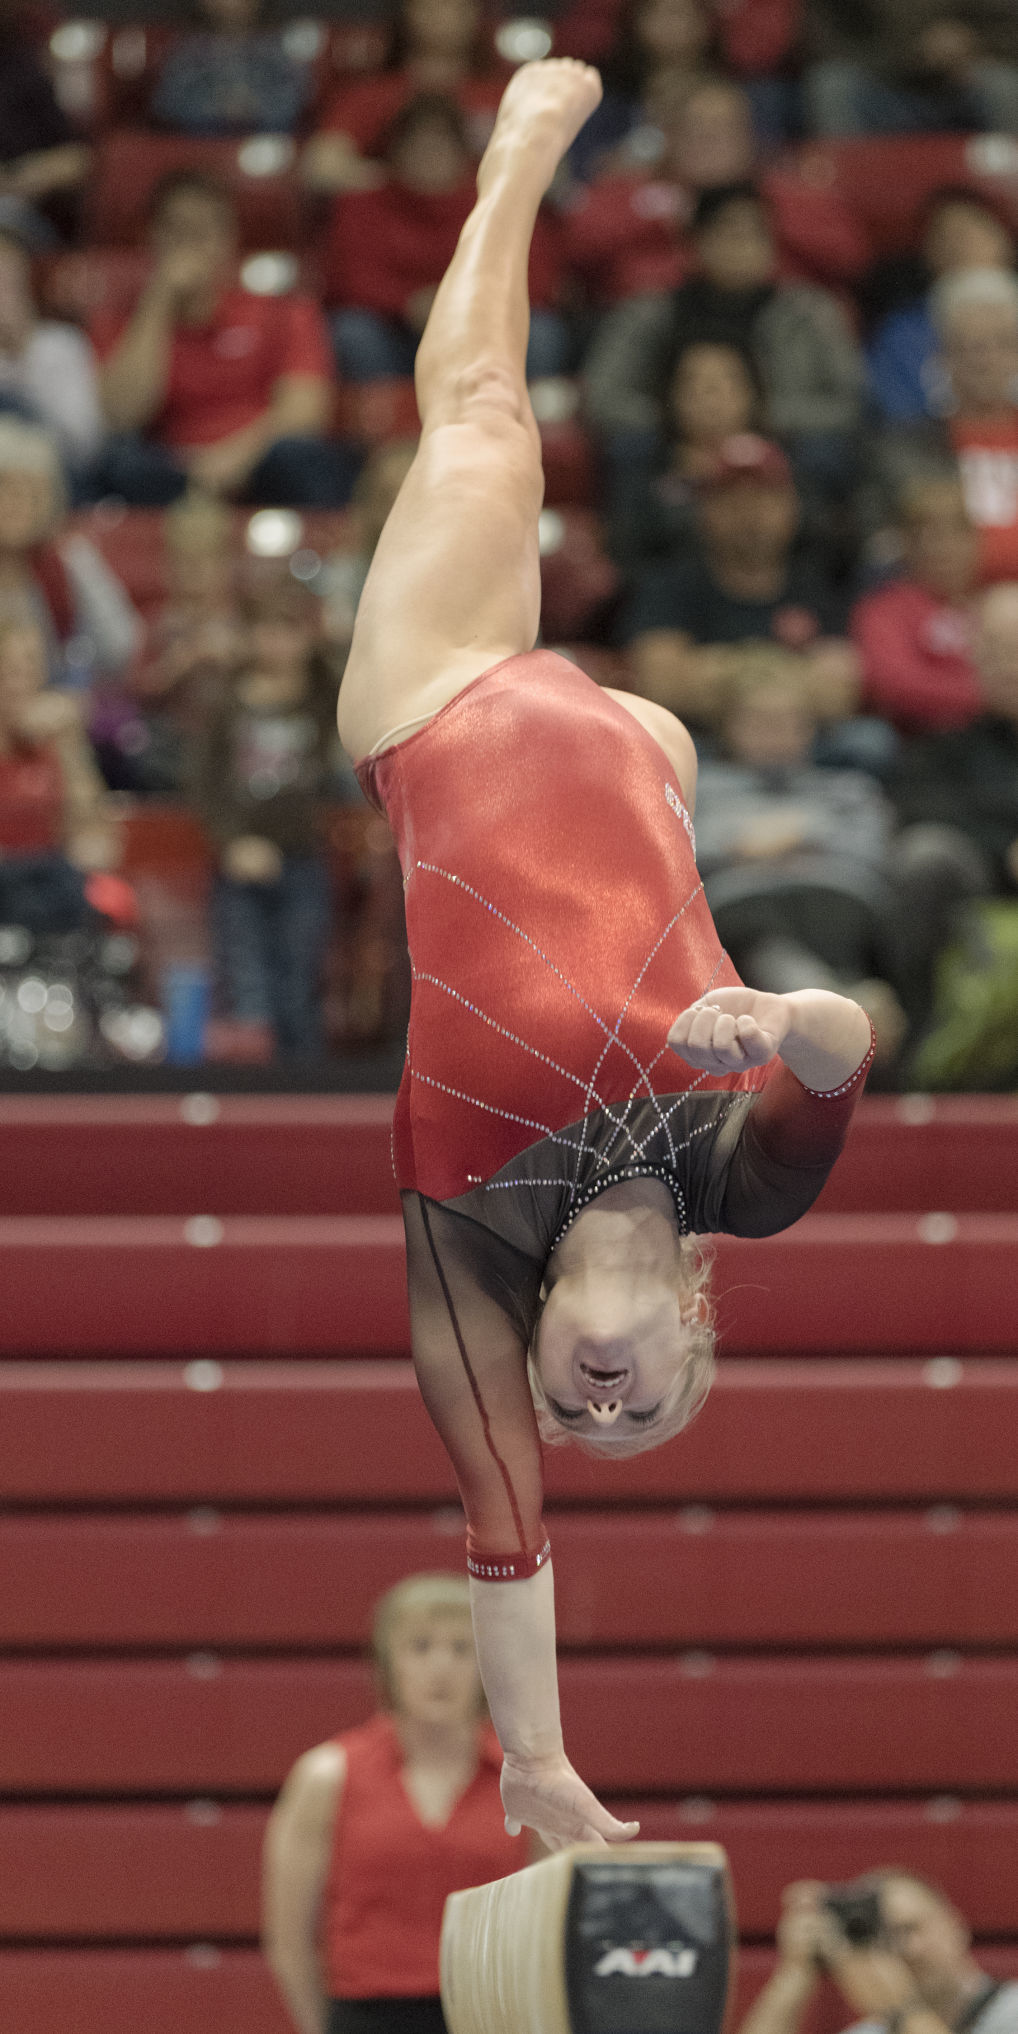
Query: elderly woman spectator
0 227 104 481
301 0 507 198
149 0 316 137
873 268 1018 584
867 187 1016 425
0 418 142 686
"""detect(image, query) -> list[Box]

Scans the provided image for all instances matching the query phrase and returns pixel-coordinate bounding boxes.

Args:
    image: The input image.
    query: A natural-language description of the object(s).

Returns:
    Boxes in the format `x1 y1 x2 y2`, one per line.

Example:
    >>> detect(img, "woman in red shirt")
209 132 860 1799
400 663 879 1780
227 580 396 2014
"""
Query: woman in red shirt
263 1573 525 2034
325 93 567 384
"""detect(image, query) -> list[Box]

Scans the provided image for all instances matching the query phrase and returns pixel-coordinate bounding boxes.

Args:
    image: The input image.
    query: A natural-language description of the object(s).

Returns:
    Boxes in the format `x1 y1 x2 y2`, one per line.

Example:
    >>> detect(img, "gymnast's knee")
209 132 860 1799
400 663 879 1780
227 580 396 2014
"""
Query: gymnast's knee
422 358 539 445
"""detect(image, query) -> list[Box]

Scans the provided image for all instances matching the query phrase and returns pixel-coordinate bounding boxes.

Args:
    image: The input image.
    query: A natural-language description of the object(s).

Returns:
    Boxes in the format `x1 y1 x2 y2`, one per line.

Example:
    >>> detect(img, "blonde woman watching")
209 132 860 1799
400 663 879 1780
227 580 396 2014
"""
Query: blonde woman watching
263 1573 526 2034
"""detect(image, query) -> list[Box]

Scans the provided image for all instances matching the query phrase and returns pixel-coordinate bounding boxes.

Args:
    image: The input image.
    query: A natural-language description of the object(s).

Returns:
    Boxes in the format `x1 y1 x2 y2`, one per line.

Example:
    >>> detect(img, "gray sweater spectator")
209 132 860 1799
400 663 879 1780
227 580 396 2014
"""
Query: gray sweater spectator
584 182 865 497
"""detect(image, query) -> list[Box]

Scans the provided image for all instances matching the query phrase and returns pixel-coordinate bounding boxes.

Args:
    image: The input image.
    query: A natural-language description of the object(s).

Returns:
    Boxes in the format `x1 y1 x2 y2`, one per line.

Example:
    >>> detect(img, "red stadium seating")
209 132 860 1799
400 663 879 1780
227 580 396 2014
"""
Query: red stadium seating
2 1357 1018 1504
794 133 1018 256
4 1507 1018 1648
86 130 306 249
5 1655 1018 1793
2 1093 1011 1218
4 1800 1018 1940
0 1209 1013 1355
17 1944 1012 2034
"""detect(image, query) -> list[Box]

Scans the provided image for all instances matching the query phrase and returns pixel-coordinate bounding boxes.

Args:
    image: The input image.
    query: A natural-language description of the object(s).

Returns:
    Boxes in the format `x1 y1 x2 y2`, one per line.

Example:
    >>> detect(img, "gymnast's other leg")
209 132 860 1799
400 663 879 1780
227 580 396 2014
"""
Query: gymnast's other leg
336 59 602 768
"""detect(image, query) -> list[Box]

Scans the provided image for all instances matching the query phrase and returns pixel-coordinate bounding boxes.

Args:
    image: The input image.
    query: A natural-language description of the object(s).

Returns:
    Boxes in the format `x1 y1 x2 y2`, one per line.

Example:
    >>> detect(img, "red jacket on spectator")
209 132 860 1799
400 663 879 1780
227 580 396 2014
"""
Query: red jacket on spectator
852 578 985 733
564 160 870 306
714 0 800 75
324 177 563 318
319 70 508 160
92 286 333 450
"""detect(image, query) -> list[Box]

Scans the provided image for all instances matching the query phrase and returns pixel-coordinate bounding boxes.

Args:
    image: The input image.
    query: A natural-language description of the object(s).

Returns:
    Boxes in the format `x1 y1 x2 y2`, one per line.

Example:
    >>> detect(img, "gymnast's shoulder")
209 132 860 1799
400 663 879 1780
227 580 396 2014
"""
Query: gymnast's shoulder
604 687 698 812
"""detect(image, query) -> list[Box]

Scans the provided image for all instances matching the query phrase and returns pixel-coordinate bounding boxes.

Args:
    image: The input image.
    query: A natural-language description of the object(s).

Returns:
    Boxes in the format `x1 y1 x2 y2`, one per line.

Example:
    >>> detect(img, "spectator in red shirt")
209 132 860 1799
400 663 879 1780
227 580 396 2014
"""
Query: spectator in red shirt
301 0 508 199
326 95 568 384
853 477 985 733
88 171 357 509
564 73 870 306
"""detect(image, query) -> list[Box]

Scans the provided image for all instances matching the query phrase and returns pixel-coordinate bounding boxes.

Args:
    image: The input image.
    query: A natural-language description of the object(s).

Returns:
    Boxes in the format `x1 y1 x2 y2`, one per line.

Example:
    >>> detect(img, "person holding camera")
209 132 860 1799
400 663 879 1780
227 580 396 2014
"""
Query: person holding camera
738 1875 1018 2034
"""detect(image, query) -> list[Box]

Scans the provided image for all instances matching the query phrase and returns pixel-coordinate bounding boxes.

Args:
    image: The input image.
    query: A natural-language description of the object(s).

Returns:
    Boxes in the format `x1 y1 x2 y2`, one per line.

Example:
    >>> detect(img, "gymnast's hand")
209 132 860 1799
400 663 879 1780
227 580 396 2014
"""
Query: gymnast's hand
501 1751 640 1852
667 987 791 1075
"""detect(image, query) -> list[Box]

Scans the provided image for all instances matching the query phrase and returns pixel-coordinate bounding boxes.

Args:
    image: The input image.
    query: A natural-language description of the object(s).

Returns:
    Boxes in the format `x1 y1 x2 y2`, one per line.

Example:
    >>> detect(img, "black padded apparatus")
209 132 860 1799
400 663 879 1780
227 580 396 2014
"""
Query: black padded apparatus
563 1853 734 2034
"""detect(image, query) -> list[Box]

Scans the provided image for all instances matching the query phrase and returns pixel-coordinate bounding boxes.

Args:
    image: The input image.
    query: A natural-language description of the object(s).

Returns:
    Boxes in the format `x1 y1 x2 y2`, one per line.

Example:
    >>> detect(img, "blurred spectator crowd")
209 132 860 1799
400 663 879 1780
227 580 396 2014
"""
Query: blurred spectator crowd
3 0 1018 1077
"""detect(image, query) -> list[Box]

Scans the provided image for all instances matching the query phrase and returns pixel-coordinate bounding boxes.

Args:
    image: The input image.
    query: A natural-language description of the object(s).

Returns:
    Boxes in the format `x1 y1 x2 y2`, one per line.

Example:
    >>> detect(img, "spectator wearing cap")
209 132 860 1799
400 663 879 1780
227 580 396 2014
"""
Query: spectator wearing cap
0 227 103 482
867 188 1016 425
872 269 1018 585
88 172 357 511
564 74 870 304
149 0 316 138
584 180 865 506
302 0 507 199
324 94 568 385
802 0 1018 138
0 1 92 246
618 433 857 731
852 478 985 734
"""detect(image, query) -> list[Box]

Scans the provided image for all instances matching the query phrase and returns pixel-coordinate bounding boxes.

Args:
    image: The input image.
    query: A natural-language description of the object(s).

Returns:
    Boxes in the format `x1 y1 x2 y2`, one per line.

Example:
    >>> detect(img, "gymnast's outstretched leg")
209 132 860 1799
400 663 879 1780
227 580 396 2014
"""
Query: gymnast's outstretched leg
336 59 603 768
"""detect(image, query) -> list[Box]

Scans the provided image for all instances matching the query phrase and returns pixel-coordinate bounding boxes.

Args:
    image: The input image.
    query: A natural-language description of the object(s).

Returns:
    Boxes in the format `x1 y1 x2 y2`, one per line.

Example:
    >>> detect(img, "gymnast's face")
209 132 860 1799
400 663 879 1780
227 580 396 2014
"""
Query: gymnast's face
534 1272 691 1439
386 1613 484 1726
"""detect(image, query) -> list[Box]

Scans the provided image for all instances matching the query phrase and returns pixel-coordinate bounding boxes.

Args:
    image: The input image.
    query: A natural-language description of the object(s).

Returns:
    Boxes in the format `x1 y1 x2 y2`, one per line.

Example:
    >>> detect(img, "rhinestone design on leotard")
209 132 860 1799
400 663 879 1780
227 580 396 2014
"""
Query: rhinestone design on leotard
403 856 749 1214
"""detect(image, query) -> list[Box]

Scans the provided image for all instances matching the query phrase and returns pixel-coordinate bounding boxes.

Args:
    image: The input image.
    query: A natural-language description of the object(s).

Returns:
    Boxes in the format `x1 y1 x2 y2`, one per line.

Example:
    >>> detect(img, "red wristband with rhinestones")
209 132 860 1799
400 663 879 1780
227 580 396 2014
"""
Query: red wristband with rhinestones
466 1533 551 1581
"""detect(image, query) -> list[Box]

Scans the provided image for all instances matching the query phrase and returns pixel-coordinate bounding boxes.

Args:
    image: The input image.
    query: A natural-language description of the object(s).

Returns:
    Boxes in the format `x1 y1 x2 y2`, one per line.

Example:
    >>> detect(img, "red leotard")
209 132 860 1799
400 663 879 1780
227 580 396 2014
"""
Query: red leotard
358 652 871 1575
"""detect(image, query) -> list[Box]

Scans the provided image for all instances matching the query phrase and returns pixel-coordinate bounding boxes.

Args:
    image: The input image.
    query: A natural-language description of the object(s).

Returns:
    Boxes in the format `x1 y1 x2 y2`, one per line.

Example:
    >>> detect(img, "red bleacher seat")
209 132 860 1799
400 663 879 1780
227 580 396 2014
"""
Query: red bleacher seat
86 130 305 249
795 133 1018 257
0 1094 1011 1220
0 1210 1012 1357
0 1947 1012 2034
3 1507 1017 1649
4 1799 1018 1940
3 1357 1018 1505
4 1655 1018 1793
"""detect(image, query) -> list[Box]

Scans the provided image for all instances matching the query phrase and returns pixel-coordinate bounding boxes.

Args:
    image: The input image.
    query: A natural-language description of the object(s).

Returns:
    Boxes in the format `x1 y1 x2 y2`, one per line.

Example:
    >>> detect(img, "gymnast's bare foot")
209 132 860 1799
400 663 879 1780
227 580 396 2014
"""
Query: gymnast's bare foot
478 58 603 198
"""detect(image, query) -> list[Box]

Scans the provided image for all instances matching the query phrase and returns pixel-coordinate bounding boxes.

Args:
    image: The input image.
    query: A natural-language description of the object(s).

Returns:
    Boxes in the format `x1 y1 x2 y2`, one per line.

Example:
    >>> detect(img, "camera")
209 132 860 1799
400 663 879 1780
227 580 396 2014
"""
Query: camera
823 1882 885 1948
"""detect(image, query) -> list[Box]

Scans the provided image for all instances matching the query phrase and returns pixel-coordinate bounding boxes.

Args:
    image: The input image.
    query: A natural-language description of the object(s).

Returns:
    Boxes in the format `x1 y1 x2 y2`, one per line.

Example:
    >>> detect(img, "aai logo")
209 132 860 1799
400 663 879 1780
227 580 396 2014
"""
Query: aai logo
594 1947 699 1979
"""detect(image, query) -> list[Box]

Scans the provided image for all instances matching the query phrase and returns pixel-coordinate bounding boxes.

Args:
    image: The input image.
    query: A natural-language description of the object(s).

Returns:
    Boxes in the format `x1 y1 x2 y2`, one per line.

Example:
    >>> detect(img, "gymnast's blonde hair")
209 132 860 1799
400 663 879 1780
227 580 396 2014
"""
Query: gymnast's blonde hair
527 1237 716 1459
371 1571 484 1710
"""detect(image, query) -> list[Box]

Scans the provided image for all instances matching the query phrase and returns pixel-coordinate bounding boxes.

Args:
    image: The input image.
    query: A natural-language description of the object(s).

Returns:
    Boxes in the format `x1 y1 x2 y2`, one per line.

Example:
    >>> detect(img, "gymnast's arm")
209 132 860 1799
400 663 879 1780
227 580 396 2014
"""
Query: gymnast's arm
668 986 874 1231
262 1742 344 2034
402 1194 638 1851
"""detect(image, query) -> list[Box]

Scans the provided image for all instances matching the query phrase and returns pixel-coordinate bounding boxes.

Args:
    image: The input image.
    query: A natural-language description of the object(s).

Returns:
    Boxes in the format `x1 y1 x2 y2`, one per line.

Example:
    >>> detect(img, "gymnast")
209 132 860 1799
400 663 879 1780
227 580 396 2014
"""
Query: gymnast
337 58 874 1858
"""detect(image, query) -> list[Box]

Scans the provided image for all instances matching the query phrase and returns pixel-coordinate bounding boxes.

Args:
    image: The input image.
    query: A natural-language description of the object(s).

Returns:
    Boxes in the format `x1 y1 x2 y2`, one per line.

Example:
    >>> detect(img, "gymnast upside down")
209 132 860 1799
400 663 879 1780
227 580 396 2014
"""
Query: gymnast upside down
337 58 874 1856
